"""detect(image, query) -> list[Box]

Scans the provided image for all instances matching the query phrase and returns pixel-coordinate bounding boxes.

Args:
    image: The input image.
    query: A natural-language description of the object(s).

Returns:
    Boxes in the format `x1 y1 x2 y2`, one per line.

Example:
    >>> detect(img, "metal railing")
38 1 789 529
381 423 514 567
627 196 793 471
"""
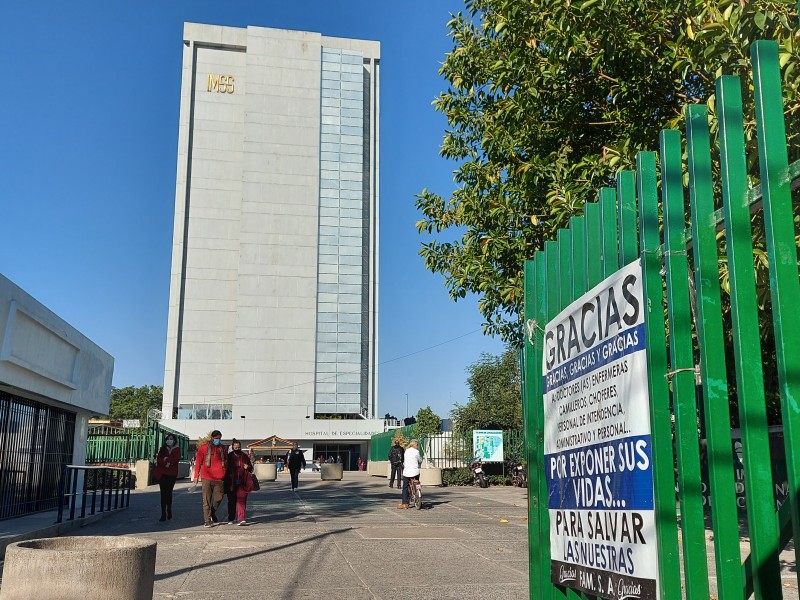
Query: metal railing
86 421 189 465
56 465 132 523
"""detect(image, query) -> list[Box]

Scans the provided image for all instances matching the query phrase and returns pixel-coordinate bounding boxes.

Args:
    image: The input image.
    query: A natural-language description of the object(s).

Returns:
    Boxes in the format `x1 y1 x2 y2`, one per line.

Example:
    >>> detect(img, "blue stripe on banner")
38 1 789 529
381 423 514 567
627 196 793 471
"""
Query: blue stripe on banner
542 323 645 393
545 434 654 510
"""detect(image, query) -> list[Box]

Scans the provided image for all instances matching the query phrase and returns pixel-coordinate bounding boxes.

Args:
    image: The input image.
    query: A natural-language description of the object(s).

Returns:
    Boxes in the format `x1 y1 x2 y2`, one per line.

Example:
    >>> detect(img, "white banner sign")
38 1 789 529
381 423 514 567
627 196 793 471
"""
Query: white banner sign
542 259 658 600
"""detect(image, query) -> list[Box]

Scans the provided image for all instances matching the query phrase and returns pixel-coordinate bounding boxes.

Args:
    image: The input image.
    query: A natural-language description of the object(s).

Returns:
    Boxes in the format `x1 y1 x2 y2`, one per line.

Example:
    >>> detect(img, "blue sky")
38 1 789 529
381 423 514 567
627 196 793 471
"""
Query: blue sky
0 1 506 422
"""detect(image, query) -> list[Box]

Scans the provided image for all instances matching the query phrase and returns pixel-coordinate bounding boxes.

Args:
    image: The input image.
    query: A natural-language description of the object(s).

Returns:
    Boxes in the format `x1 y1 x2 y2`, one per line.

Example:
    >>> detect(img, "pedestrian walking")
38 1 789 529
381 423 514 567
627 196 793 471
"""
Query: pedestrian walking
399 439 422 509
225 439 253 525
155 433 181 522
285 442 306 491
192 430 227 527
388 439 404 489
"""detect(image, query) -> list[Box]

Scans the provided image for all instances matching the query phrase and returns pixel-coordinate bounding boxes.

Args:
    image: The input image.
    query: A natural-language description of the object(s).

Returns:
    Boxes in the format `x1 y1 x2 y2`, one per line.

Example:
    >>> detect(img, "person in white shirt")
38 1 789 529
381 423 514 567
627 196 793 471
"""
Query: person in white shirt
399 439 422 509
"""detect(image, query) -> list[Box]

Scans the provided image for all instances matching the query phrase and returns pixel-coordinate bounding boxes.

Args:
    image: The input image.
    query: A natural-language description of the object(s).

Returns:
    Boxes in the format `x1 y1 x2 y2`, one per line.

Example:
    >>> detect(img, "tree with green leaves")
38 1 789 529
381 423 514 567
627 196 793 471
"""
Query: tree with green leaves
415 406 442 438
416 0 800 345
452 347 521 433
108 385 163 425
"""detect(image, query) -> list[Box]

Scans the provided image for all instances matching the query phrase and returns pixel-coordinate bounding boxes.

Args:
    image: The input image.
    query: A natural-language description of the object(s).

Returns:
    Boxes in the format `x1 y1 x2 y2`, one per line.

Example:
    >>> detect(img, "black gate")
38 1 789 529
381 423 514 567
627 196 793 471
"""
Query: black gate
0 391 76 520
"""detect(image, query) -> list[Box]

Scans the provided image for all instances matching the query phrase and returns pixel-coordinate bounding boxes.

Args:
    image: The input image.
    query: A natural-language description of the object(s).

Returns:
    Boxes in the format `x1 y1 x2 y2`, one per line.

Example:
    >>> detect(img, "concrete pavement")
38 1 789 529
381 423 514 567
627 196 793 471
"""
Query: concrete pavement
71 472 531 599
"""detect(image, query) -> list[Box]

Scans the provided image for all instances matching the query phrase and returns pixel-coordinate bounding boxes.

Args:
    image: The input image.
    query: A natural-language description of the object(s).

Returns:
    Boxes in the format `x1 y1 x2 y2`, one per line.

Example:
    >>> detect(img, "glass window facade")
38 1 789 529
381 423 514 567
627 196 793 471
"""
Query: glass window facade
315 48 367 416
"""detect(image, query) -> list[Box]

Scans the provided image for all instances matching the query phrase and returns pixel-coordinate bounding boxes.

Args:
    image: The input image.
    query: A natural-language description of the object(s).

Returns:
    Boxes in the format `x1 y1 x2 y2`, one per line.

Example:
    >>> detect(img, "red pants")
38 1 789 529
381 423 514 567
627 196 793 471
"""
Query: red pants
227 486 249 522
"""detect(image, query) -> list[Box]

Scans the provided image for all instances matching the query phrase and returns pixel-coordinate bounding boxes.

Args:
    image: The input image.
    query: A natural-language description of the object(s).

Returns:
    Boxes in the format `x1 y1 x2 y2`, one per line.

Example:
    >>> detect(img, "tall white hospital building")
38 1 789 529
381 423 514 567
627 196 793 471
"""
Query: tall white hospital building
161 23 383 465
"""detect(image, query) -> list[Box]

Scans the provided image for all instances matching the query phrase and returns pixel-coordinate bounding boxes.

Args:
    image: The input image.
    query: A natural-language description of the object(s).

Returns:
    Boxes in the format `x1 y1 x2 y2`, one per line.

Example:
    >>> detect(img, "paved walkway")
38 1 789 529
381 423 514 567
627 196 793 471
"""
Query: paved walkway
70 472 530 600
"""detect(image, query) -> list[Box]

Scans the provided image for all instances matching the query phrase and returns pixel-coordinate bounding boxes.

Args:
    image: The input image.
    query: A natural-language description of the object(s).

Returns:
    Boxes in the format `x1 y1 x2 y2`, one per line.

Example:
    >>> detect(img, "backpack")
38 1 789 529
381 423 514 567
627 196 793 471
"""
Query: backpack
389 446 403 465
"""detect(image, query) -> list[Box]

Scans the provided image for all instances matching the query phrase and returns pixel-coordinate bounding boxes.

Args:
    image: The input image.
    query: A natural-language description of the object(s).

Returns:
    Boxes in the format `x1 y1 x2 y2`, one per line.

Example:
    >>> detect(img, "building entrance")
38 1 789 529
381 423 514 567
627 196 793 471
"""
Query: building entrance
312 443 364 470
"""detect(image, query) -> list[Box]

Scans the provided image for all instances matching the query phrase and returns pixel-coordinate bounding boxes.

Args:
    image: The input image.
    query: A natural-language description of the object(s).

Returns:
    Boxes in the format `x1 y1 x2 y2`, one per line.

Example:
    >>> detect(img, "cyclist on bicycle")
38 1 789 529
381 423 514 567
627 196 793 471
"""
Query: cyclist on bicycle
398 439 422 509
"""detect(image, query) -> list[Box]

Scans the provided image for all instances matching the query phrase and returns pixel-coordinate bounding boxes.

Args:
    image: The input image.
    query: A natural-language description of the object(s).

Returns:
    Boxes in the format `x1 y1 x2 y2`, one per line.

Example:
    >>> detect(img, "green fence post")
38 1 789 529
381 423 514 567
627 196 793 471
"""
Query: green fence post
570 217 587 299
584 202 603 289
524 258 543 599
685 103 744 598
616 171 638 267
717 74 781 596
544 240 564 599
636 150 681 600
752 39 800 579
660 129 710 599
599 188 618 277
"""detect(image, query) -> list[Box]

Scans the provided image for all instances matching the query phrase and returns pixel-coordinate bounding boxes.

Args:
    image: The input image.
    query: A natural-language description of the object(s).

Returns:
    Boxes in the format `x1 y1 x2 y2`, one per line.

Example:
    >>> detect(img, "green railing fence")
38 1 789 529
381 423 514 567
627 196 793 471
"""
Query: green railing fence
86 422 189 465
369 427 524 469
523 40 800 599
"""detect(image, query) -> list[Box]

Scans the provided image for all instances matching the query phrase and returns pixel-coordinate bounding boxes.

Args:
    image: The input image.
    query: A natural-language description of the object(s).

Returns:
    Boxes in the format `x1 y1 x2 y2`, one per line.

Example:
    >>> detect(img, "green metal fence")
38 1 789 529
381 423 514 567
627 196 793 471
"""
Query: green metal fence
86 422 189 465
523 40 800 599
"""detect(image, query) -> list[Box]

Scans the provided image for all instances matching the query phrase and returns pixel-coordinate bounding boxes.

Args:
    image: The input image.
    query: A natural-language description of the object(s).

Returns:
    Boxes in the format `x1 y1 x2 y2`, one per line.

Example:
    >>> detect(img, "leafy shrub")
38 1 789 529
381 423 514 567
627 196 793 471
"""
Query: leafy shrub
488 474 509 486
442 467 473 486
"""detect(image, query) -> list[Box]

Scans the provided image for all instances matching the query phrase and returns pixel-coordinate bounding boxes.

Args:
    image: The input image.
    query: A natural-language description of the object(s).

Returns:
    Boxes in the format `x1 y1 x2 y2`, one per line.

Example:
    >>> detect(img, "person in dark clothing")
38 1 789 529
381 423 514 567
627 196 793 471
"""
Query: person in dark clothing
388 441 404 489
224 439 253 525
156 434 181 521
285 442 306 491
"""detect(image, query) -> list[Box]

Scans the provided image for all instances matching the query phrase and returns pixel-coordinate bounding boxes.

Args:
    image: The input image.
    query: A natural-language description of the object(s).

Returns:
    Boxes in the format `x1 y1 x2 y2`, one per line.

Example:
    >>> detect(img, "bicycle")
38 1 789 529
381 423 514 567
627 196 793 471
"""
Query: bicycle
408 476 422 509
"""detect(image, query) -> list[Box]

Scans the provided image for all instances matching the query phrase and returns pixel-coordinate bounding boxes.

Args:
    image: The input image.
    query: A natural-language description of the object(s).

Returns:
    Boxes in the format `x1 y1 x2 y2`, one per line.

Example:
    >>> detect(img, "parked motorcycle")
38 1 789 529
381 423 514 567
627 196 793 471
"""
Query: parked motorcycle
471 458 488 488
509 459 528 488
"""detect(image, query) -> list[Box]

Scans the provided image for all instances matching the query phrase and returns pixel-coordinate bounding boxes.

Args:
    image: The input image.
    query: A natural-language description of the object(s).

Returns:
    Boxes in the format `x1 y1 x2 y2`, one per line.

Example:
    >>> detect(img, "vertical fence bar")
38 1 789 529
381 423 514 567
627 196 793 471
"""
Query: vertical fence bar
525 257 543 599
616 171 638 267
68 468 78 521
56 463 66 524
545 240 564 599
599 187 619 277
660 129 710 599
570 217 587 298
584 202 603 289
636 150 681 600
717 74 781 596
752 39 800 579
556 230 583 600
685 103 744 598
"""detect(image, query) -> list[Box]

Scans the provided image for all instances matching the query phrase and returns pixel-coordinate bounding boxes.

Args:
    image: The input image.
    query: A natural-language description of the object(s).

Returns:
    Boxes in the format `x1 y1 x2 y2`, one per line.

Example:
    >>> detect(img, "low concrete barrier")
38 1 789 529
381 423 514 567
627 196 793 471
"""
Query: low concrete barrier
0 536 157 600
368 460 389 477
254 463 277 481
134 459 151 489
419 467 443 486
321 463 344 480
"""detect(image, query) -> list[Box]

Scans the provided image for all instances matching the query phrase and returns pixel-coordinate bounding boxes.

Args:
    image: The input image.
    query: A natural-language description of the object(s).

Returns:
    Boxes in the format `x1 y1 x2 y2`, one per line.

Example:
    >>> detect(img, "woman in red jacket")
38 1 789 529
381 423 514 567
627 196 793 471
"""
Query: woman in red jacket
156 434 181 521
225 439 254 525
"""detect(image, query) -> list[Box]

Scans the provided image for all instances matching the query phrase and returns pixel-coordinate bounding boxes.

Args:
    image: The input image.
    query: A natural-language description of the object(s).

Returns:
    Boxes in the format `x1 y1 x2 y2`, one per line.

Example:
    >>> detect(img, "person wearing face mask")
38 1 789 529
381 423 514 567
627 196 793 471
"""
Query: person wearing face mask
155 434 181 522
192 430 227 527
224 439 254 525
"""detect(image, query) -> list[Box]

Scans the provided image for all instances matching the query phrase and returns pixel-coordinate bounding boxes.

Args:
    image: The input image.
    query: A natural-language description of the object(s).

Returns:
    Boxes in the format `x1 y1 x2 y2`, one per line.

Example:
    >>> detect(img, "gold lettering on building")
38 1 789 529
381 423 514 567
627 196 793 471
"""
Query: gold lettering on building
207 74 235 94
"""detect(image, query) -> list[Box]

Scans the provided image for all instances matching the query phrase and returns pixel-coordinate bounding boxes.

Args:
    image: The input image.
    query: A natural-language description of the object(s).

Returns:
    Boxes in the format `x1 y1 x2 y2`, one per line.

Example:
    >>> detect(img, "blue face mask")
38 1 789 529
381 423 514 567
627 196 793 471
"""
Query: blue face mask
212 438 221 446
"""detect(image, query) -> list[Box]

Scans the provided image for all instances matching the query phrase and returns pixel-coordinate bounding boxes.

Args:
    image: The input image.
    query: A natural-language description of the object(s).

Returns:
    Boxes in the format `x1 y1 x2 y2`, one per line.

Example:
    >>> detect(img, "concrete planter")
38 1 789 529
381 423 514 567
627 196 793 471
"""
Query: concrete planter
254 463 277 481
320 463 344 480
419 467 443 486
367 460 389 477
0 536 156 600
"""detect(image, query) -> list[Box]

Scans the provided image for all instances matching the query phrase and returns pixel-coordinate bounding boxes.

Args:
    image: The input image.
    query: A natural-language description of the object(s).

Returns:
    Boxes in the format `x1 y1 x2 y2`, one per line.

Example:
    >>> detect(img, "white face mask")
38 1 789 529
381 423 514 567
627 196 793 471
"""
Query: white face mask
165 439 174 447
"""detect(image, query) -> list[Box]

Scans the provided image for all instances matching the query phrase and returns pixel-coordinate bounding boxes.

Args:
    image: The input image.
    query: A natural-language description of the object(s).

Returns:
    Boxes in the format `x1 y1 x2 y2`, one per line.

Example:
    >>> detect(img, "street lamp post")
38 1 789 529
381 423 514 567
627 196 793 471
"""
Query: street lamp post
241 415 246 439
405 393 409 421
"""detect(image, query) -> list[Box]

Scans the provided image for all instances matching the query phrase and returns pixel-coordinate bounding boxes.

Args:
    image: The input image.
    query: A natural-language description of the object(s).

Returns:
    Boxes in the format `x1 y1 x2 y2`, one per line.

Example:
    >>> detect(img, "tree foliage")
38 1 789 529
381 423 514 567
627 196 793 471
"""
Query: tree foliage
415 406 443 438
452 347 522 432
416 0 800 343
108 385 163 424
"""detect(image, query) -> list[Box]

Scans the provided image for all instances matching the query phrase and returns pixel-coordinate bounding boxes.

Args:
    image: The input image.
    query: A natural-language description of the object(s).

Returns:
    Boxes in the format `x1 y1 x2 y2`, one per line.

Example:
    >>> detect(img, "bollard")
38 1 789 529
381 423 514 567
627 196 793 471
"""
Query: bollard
253 463 277 481
0 536 157 600
320 463 344 480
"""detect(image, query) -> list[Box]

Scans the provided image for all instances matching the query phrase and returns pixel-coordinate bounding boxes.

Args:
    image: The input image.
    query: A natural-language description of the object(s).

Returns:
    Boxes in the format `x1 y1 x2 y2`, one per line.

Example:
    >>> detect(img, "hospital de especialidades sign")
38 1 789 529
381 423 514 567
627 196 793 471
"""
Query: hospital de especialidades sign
542 259 658 600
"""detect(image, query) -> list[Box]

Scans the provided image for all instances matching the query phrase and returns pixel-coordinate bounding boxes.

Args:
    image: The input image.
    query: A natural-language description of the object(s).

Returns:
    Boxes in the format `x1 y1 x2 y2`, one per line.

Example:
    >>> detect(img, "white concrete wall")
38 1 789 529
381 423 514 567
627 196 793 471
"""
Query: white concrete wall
0 275 114 416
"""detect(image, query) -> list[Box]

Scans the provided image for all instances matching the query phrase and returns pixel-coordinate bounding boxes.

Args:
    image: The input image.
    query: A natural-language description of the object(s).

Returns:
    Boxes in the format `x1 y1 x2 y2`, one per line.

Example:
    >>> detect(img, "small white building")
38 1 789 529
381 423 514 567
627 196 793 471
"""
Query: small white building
0 274 114 519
